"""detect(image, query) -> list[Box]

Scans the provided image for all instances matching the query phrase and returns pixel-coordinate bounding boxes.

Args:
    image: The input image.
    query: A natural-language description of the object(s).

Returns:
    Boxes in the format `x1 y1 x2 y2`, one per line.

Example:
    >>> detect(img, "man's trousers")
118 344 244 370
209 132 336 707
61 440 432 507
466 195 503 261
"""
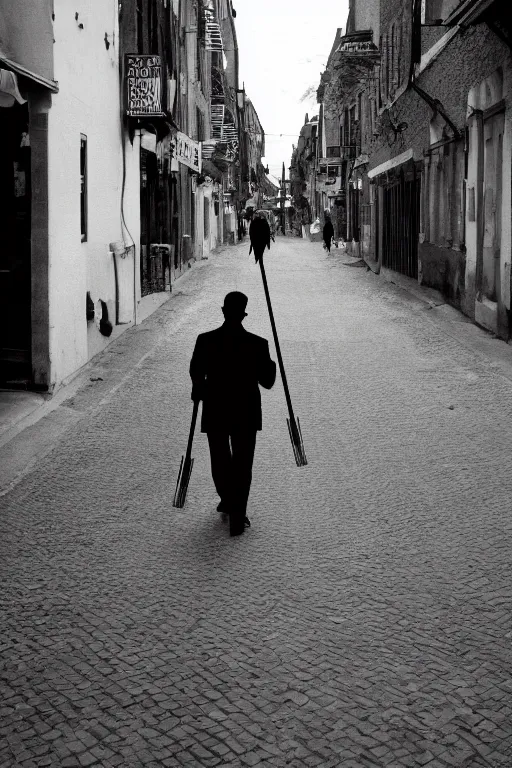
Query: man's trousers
207 430 257 523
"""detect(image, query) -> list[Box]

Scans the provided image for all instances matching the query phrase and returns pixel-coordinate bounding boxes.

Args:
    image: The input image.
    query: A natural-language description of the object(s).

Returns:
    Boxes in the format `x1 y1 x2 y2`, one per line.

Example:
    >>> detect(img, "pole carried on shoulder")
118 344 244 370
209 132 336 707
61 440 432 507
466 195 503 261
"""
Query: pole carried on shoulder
249 213 307 467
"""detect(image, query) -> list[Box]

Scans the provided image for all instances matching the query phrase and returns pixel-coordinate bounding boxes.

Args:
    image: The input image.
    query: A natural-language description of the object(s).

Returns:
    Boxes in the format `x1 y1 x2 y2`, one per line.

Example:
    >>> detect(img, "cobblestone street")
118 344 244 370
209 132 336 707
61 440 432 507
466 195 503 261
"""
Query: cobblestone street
3 237 512 768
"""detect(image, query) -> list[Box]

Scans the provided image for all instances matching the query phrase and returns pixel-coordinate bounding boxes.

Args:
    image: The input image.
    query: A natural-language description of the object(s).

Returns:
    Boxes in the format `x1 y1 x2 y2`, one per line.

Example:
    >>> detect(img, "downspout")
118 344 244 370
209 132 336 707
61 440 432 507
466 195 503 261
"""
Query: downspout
408 0 461 139
111 246 120 324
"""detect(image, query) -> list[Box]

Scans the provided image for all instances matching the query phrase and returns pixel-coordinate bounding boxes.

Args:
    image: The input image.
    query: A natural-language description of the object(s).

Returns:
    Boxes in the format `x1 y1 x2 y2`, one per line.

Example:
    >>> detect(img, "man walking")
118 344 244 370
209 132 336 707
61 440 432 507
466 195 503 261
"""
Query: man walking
190 292 277 536
323 210 335 253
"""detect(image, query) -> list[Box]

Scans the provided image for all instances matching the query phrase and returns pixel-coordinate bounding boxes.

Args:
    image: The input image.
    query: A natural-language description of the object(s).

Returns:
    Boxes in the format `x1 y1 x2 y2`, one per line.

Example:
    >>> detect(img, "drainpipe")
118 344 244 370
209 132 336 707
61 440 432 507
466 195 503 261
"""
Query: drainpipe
110 244 120 325
408 0 461 139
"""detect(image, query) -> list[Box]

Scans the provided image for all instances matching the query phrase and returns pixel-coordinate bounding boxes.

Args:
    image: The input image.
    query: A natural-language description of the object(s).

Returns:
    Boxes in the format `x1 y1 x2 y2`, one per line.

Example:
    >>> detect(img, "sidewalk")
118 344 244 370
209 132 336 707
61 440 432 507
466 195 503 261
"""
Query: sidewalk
0 254 214 494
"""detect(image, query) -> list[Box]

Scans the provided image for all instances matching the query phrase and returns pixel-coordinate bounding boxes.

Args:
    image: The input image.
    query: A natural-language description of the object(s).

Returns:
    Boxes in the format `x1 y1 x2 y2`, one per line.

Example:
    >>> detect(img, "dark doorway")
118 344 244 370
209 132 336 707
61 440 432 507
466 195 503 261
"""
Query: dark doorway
381 165 420 279
0 103 31 383
140 146 167 296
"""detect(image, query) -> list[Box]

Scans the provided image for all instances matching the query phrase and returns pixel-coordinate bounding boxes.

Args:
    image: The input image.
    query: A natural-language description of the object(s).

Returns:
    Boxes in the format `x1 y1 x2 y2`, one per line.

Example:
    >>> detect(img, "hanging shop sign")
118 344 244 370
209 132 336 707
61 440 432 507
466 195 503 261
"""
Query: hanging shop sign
338 40 379 55
173 131 202 173
335 31 379 58
125 54 164 117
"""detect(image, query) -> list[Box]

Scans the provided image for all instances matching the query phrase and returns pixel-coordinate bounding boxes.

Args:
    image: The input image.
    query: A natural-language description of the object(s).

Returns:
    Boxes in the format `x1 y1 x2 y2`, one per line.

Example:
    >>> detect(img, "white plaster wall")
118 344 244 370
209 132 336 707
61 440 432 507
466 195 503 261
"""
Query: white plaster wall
47 0 128 385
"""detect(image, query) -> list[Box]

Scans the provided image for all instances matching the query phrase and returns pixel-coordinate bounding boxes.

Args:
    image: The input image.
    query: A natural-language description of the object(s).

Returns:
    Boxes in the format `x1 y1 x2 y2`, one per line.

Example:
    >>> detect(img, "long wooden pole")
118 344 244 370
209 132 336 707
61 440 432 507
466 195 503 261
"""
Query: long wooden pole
258 257 295 422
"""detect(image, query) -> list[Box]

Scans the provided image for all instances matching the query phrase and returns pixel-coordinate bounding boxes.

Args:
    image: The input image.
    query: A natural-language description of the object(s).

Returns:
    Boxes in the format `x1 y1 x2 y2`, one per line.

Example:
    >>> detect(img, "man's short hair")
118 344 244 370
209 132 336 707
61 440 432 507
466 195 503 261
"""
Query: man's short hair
223 291 248 315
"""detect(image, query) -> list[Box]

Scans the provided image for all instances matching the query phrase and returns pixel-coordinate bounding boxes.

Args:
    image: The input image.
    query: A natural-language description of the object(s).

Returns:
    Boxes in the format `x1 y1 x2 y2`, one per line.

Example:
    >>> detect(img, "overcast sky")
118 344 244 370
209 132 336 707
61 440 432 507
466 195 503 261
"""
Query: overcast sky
235 0 350 181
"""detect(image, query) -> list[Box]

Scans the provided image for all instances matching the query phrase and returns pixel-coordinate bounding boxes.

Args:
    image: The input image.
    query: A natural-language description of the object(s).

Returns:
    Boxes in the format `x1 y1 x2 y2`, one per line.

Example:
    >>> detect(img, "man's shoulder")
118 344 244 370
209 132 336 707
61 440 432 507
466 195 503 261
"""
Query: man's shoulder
195 327 269 348
195 327 223 344
243 329 269 348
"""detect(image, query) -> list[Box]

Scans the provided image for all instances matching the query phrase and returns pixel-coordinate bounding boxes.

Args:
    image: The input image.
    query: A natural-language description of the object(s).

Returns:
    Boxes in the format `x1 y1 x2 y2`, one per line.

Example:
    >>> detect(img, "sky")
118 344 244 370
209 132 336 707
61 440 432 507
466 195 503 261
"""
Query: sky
235 0 350 181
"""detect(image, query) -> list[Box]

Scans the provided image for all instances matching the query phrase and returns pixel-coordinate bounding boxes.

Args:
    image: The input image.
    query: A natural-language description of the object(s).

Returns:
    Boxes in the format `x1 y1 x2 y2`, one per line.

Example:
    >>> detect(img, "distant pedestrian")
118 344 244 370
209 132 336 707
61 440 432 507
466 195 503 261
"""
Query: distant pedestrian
323 214 334 253
249 211 272 263
189 292 277 536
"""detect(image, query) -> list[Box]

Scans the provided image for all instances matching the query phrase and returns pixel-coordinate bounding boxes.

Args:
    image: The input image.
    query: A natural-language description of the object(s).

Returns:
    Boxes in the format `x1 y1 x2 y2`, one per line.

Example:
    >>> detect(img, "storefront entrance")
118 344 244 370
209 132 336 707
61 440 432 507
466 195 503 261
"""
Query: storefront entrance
379 164 420 279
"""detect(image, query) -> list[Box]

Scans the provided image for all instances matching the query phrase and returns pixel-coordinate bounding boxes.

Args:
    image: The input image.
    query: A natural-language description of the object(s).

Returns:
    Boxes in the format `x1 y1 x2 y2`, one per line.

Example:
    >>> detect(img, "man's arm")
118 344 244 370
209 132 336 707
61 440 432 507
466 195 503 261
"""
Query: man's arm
258 340 277 390
189 335 206 401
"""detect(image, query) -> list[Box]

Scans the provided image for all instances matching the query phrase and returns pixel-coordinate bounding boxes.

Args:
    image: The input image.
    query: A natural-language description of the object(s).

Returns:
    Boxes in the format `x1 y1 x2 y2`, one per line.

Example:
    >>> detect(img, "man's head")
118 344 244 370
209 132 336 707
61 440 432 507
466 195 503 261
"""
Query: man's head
222 291 248 324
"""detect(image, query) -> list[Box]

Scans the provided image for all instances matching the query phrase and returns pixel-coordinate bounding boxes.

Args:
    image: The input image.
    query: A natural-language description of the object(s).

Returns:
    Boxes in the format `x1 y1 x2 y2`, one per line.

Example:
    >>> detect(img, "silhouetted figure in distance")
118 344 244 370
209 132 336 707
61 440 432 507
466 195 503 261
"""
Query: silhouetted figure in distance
249 212 271 263
323 212 334 253
190 292 277 536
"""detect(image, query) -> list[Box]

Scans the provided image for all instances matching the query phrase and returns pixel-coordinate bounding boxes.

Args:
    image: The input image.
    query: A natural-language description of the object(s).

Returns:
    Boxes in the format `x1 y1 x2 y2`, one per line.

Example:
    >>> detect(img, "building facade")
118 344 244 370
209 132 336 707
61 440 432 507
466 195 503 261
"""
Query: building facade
293 0 512 339
0 0 263 391
0 0 56 388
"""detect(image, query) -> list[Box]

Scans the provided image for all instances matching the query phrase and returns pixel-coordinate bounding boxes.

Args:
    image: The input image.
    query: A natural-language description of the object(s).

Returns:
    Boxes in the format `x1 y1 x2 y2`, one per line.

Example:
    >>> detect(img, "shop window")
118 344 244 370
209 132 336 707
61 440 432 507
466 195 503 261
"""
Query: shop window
80 134 87 242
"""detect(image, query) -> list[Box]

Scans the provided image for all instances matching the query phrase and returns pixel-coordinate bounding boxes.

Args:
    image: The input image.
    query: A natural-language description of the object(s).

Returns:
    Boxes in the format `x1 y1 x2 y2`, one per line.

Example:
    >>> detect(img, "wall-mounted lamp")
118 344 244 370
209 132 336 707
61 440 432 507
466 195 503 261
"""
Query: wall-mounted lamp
386 115 408 146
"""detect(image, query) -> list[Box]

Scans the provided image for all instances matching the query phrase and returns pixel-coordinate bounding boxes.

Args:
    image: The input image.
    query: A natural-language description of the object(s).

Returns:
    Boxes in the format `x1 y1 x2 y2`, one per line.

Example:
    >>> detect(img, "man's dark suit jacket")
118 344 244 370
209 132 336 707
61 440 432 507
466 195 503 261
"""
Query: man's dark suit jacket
190 324 277 433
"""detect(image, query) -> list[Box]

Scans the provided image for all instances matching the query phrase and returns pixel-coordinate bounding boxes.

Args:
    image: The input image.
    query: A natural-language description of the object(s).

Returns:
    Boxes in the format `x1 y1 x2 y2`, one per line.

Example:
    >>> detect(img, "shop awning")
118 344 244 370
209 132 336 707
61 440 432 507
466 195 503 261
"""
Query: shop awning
0 55 59 92
368 149 414 179
0 68 26 106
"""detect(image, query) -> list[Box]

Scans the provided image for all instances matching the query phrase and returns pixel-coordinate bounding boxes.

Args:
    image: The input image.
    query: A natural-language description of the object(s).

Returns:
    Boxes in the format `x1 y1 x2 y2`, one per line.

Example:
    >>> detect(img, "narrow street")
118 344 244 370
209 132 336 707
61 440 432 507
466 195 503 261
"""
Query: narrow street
2 237 512 768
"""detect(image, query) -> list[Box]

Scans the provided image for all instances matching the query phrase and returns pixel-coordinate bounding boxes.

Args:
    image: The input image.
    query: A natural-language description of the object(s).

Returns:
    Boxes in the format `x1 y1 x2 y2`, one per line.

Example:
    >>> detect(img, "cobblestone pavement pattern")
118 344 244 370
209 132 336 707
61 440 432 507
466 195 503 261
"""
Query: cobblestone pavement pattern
2 238 512 768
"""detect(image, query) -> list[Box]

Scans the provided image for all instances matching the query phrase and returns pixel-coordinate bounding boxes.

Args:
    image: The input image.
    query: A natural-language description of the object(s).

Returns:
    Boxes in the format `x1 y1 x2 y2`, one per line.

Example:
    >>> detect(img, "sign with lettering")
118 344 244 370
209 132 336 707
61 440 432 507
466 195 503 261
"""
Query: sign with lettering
339 41 378 54
125 55 164 117
173 131 202 173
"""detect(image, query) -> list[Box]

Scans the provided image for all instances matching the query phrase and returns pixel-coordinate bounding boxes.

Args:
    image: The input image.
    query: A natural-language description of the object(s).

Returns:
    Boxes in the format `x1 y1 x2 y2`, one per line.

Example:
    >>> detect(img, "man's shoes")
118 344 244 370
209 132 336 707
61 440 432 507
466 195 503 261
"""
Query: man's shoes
230 517 245 537
230 516 251 536
217 500 227 513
